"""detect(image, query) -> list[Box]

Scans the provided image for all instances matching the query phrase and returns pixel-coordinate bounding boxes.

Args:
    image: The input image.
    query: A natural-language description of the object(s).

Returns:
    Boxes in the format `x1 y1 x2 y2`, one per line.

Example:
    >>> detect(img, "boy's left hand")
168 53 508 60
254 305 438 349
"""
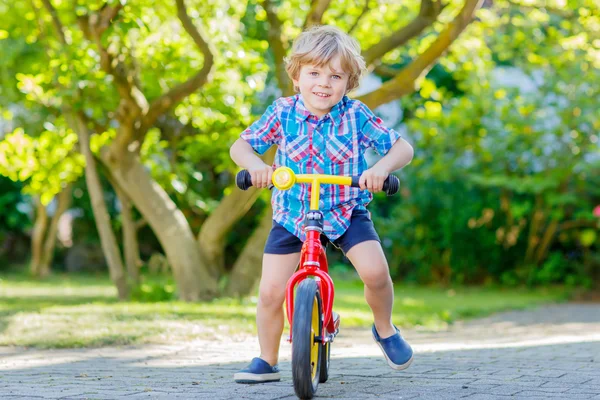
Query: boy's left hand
359 165 389 193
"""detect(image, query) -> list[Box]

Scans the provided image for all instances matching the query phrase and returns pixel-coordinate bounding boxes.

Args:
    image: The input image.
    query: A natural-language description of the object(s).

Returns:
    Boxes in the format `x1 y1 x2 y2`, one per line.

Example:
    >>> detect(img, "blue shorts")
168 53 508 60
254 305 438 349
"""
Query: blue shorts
264 209 381 255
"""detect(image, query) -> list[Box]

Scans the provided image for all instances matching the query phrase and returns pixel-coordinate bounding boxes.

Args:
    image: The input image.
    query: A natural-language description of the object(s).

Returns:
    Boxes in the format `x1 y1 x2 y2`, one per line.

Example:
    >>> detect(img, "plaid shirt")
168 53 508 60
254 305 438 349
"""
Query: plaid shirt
240 94 401 241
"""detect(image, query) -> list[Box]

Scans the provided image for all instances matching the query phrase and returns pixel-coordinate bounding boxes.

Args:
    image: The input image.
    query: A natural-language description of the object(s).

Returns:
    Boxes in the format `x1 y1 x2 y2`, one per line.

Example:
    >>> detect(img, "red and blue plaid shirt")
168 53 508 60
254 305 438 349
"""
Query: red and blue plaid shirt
240 94 402 241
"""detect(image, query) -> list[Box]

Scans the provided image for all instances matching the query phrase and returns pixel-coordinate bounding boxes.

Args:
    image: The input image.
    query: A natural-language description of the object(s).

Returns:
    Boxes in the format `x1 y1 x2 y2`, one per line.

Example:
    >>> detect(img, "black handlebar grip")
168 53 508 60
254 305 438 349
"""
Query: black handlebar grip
350 175 399 196
382 175 399 196
236 170 253 190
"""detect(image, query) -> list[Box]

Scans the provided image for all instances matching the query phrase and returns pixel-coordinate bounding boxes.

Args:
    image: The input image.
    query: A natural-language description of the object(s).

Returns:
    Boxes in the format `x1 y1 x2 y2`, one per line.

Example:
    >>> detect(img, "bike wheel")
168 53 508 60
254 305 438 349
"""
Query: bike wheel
292 279 322 399
319 341 330 383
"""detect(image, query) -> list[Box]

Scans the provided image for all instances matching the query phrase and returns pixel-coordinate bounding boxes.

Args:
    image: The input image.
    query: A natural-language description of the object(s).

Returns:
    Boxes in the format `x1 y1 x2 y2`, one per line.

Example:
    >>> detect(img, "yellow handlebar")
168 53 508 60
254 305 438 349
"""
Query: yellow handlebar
272 167 352 189
272 167 353 210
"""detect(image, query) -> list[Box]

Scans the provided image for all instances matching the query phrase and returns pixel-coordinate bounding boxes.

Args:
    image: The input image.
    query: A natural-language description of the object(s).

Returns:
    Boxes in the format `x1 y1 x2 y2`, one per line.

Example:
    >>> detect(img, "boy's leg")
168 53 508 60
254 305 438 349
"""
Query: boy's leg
256 252 301 366
345 241 396 338
235 221 303 383
345 239 413 370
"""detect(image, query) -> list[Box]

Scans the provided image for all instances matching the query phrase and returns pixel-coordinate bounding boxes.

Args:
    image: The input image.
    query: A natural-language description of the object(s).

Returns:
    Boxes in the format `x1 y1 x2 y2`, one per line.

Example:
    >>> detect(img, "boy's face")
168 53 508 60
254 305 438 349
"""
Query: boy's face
293 55 349 118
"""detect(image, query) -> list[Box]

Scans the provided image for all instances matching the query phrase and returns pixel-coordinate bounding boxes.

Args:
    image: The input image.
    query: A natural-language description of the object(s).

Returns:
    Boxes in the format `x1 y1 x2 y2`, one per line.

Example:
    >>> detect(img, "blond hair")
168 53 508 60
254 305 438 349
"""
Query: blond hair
285 25 366 93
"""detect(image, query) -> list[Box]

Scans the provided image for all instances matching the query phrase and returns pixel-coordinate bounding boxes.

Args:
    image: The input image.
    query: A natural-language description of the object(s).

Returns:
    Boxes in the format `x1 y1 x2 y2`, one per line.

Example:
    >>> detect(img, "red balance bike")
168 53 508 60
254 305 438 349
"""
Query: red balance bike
237 166 399 399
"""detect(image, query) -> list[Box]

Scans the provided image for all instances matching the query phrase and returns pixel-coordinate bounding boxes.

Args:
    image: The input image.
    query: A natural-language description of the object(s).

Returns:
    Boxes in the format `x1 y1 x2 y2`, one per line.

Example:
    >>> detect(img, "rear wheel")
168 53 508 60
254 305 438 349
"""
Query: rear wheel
319 341 330 383
292 279 322 399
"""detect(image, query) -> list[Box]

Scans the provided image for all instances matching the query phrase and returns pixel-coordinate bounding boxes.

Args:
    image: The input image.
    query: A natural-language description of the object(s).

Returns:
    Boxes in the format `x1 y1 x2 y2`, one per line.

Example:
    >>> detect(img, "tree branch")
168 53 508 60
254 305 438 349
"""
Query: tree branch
303 0 332 29
525 196 543 263
362 0 445 66
77 3 149 159
505 0 574 19
30 0 49 43
76 110 108 140
348 0 371 34
91 2 124 37
559 219 599 231
373 64 402 78
263 0 293 96
79 5 148 125
535 218 559 264
139 0 215 136
135 218 148 230
39 0 67 45
40 0 142 138
357 0 483 109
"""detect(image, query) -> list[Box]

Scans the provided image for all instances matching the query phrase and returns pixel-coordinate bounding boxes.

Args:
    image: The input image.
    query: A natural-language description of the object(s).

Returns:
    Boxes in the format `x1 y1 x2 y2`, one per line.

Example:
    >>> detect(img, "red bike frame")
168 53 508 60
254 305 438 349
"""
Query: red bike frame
285 228 336 343
237 166 397 348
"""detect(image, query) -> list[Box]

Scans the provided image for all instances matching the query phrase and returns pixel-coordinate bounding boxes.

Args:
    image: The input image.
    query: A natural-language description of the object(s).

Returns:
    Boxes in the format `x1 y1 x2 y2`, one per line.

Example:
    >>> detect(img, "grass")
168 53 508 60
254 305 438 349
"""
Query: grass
0 271 570 349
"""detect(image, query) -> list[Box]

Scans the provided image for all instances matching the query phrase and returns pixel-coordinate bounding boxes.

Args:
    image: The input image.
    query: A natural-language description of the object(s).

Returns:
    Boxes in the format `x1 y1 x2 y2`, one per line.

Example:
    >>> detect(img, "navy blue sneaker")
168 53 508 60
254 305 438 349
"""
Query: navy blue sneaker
372 324 413 370
234 357 281 384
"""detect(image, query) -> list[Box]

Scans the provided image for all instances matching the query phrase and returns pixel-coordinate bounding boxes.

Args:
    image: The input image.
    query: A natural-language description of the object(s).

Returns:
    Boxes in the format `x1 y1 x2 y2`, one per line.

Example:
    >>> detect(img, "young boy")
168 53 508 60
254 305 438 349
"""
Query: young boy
230 25 414 384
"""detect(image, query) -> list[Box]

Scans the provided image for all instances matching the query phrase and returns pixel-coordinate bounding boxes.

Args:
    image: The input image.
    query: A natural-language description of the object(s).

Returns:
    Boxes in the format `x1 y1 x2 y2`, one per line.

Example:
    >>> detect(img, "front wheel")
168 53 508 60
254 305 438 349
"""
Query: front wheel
292 279 323 399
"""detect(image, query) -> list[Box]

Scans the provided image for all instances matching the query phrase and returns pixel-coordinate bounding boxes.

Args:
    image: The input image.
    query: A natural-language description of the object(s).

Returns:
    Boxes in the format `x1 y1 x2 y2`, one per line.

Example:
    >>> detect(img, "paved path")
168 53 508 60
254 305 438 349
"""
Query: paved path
0 304 599 399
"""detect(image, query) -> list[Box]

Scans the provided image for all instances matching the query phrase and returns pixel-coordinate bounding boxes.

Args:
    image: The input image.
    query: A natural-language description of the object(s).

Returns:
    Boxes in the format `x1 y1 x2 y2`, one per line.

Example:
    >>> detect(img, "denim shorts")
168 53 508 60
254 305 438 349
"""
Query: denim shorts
264 209 381 255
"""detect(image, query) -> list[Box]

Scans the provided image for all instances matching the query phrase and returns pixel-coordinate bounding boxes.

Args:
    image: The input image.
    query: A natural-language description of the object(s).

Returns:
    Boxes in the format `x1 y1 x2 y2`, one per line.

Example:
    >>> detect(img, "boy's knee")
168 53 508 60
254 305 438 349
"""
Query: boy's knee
361 268 392 290
258 284 286 308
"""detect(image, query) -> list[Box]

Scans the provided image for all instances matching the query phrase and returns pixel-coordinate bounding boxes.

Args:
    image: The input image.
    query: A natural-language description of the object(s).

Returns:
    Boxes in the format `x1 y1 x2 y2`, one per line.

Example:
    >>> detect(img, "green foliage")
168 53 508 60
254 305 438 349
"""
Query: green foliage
130 281 177 302
0 126 84 204
0 177 29 232
375 0 600 286
372 177 509 284
0 0 598 289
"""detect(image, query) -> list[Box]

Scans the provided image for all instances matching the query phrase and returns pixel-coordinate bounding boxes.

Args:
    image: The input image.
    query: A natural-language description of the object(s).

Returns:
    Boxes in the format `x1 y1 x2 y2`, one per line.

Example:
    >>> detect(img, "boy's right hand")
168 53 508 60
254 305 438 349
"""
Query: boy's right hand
248 163 273 188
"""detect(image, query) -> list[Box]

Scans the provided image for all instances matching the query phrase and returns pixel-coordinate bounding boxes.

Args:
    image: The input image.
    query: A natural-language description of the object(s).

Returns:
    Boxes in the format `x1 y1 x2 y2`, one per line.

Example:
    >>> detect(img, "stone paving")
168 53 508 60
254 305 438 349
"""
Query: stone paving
0 304 599 399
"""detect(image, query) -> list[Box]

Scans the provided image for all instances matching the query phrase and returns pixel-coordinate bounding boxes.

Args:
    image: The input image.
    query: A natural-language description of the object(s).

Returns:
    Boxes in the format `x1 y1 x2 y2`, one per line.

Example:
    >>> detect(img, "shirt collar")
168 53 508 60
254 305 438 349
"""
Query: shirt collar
294 94 346 126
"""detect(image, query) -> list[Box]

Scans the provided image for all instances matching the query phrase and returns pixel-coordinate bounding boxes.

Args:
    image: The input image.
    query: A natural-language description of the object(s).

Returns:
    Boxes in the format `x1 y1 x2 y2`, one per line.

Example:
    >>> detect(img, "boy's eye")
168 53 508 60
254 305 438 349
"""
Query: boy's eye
309 71 318 76
332 75 341 80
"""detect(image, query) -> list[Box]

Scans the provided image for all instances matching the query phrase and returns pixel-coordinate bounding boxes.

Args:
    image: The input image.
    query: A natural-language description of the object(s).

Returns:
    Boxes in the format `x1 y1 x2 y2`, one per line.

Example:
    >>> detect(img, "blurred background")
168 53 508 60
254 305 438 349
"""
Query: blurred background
0 0 598 317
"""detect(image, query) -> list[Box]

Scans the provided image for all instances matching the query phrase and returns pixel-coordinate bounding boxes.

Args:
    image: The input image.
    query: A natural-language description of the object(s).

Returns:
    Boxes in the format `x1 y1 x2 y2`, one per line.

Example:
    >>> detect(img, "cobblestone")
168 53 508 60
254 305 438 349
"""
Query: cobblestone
0 304 598 399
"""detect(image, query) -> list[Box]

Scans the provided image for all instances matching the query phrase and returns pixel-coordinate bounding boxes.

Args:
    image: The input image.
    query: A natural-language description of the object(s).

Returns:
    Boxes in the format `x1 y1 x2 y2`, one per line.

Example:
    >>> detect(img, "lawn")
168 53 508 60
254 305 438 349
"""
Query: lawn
0 271 569 348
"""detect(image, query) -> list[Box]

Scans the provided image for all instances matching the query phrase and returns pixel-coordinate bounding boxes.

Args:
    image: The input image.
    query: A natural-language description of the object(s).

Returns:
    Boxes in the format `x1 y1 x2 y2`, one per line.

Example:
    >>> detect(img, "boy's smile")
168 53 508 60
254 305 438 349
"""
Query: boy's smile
293 55 349 118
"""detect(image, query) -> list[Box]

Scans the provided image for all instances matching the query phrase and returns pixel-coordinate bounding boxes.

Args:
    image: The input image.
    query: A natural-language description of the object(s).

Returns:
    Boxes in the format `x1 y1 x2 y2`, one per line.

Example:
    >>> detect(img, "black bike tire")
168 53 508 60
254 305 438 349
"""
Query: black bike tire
292 279 322 399
319 341 330 383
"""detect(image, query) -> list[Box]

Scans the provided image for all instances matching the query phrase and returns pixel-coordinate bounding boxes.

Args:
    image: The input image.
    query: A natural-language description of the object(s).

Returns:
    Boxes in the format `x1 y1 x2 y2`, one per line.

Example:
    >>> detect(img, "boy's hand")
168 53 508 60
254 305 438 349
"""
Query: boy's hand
249 162 273 188
359 165 389 193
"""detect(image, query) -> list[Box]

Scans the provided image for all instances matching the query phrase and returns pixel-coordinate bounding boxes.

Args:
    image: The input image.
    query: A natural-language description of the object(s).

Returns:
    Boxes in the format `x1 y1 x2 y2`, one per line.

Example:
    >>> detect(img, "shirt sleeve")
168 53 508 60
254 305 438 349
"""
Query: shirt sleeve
239 103 282 155
359 106 402 156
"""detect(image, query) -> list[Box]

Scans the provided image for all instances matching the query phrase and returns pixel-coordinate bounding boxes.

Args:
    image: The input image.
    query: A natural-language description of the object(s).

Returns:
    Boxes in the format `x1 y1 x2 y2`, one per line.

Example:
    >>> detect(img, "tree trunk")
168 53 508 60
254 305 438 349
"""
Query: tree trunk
115 185 141 285
75 115 129 300
103 150 217 301
197 186 262 278
30 196 48 277
197 146 276 278
224 207 273 297
524 195 543 263
535 218 560 265
39 184 72 277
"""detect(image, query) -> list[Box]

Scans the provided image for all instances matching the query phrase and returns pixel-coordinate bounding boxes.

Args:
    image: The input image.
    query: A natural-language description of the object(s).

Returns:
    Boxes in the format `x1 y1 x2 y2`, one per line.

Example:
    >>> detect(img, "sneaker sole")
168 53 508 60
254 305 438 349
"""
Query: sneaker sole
233 372 281 384
373 333 414 371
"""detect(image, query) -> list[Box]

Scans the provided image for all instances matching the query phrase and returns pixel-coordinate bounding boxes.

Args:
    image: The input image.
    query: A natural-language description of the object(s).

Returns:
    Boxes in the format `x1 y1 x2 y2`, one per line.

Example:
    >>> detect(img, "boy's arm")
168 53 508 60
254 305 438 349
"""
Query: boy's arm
230 102 282 188
230 138 273 188
359 138 414 192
